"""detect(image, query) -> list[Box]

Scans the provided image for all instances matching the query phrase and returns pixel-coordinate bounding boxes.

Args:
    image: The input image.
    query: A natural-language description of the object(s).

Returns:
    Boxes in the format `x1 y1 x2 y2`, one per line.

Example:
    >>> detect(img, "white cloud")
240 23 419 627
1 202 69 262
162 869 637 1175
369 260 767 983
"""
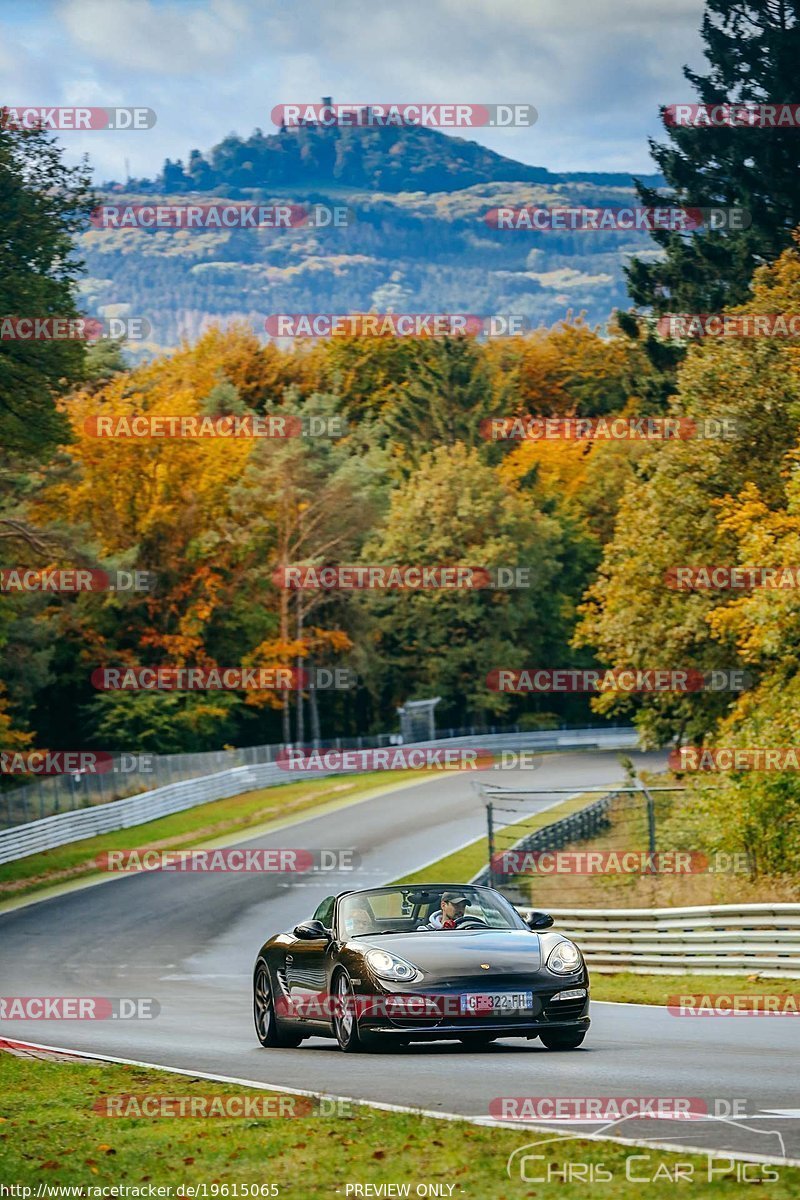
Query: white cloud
3 0 709 180
60 0 249 73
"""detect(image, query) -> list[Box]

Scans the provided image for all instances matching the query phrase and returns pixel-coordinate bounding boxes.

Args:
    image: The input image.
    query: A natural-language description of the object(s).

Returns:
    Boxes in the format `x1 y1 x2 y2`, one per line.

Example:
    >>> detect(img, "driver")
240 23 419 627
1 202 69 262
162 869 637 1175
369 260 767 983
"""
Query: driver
425 890 469 930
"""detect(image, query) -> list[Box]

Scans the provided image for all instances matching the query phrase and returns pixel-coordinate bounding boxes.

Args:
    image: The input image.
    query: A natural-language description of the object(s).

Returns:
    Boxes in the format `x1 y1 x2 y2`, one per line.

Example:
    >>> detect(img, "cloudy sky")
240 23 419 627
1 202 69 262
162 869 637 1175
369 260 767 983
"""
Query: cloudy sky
2 0 709 182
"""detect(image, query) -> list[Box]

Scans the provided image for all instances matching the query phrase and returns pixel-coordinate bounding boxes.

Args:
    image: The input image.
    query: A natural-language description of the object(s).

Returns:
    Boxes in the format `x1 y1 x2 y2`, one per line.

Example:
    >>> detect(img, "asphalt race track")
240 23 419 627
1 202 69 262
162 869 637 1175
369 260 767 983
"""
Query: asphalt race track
2 749 799 1164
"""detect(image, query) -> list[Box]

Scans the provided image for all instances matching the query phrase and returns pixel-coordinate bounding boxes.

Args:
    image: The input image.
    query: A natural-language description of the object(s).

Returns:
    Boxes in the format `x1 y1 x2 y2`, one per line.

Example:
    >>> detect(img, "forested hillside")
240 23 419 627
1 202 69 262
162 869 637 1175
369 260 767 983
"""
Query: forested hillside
81 122 664 353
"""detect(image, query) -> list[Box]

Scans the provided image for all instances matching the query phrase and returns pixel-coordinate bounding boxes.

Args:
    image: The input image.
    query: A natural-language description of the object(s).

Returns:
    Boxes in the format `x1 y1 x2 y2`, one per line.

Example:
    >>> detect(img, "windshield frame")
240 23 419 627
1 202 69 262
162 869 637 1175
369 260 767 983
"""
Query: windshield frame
335 884 528 938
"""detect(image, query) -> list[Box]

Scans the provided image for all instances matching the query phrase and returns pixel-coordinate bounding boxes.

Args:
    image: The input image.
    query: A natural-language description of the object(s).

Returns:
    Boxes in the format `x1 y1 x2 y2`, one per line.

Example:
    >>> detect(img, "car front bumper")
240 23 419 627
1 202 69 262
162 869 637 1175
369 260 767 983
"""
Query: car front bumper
356 978 590 1037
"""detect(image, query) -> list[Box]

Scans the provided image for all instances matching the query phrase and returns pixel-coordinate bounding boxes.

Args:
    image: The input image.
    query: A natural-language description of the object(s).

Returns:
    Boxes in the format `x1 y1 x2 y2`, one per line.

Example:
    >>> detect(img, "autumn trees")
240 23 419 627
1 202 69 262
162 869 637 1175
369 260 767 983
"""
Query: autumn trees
577 238 800 872
2 304 639 752
34 322 610 747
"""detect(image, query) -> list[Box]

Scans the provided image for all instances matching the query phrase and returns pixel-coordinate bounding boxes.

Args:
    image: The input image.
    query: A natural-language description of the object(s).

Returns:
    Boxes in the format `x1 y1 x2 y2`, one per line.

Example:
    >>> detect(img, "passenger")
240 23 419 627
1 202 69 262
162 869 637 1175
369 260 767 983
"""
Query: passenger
343 899 374 936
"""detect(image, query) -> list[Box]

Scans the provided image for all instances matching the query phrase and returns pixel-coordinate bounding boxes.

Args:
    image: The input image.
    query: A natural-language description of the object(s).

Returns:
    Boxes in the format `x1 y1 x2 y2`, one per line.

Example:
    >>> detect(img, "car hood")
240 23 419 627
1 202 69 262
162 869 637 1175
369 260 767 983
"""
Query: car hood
351 929 543 975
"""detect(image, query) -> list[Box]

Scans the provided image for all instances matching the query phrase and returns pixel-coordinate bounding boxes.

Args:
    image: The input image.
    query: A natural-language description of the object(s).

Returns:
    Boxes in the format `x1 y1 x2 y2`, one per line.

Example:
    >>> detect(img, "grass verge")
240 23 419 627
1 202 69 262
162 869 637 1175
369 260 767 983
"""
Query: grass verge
0 770 430 904
589 971 798 1005
1 1051 796 1197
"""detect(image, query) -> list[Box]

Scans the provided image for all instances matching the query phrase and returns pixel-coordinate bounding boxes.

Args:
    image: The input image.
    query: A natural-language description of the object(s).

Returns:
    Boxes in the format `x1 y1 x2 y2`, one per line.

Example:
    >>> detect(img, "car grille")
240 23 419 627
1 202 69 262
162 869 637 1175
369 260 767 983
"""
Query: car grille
543 994 586 1020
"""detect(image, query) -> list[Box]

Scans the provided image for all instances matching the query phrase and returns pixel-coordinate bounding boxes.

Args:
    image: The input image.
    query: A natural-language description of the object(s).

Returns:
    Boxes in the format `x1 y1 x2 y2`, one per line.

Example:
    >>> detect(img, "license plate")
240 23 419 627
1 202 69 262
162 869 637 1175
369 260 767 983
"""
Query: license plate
459 991 533 1015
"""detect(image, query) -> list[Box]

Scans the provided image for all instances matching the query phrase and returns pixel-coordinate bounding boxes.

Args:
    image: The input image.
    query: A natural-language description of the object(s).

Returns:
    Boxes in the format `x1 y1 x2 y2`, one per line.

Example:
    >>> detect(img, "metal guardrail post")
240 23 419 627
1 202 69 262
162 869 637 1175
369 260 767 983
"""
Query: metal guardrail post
640 779 657 866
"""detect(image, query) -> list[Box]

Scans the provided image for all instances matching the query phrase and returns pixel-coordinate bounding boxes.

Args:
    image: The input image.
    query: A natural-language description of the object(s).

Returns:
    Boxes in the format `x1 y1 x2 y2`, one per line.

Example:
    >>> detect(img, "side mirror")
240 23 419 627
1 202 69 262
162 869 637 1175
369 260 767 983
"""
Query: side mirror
526 911 555 930
293 919 331 941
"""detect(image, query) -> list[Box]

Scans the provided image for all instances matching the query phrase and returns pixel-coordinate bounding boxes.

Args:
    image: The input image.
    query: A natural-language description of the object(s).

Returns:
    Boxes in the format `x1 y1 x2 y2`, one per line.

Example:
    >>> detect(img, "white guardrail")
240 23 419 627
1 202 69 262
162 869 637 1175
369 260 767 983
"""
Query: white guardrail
0 726 639 865
520 904 800 978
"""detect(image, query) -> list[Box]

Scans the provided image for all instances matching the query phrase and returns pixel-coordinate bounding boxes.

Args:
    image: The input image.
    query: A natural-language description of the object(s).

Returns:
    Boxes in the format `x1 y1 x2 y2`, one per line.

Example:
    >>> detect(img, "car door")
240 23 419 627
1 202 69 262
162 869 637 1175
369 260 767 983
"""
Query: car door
283 895 335 1020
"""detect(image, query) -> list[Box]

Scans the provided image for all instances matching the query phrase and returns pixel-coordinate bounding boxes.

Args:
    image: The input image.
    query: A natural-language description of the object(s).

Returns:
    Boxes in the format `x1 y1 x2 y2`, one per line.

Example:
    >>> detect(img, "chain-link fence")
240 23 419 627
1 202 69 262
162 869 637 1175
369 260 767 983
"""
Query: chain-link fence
0 719 628 829
475 784 761 909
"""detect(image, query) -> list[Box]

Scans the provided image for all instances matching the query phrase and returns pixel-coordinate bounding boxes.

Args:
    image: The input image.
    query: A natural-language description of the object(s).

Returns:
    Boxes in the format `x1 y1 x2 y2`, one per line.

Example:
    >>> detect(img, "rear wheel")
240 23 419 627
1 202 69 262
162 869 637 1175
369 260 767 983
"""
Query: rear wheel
253 961 303 1048
539 1029 586 1050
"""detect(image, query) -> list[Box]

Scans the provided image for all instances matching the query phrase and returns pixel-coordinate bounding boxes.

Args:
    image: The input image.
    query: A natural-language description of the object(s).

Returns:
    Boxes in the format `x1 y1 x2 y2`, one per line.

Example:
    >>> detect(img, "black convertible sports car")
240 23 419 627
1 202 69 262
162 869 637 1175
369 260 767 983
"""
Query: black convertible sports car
252 883 589 1051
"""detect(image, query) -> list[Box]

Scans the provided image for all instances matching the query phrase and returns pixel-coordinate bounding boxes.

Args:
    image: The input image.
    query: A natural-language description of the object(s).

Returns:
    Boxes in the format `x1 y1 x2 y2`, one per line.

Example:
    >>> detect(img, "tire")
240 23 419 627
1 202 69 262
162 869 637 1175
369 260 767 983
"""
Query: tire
539 1029 586 1050
458 1034 497 1048
332 970 374 1053
253 960 303 1048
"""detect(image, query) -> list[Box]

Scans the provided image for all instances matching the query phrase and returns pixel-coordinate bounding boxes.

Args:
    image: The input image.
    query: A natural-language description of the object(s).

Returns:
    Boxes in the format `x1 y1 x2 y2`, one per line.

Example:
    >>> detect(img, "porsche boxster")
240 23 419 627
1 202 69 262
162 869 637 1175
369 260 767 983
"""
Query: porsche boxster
252 883 589 1052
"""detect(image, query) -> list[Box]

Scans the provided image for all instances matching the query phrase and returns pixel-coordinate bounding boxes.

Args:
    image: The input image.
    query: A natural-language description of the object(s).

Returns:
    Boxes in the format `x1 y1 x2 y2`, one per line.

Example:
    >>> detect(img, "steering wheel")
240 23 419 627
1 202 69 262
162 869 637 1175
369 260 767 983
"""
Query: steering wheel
454 915 488 929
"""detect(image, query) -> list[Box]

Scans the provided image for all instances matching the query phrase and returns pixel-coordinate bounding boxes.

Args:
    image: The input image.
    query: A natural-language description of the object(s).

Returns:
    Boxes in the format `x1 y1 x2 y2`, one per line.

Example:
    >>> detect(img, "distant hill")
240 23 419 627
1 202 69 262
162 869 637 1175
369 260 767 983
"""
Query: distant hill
84 122 666 355
114 117 663 197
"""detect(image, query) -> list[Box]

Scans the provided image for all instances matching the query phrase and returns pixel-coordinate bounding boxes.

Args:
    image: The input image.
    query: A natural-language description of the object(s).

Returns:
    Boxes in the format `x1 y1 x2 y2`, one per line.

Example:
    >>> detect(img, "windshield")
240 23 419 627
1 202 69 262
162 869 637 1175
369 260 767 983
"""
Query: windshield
337 885 525 937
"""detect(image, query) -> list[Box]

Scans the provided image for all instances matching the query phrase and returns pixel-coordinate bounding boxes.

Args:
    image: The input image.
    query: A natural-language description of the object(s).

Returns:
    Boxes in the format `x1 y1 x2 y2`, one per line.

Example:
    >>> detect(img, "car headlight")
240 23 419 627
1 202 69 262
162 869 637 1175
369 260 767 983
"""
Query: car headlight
546 940 583 975
365 949 421 983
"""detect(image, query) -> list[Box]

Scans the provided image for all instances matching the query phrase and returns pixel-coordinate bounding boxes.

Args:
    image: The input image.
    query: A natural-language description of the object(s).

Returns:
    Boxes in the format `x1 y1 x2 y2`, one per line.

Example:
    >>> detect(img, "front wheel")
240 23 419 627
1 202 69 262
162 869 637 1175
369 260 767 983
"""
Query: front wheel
539 1029 586 1050
254 961 303 1048
333 971 374 1053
